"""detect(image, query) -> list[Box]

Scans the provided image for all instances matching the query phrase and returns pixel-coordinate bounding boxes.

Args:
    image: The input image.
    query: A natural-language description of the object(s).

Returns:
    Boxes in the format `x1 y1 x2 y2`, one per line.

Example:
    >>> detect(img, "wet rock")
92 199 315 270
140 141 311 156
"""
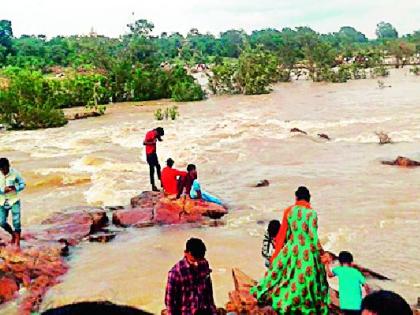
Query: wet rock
382 156 420 167
226 268 276 314
255 179 270 187
112 207 154 227
290 128 307 135
375 131 392 144
0 276 19 304
67 111 101 121
89 232 117 243
115 192 228 227
36 207 108 244
317 133 331 141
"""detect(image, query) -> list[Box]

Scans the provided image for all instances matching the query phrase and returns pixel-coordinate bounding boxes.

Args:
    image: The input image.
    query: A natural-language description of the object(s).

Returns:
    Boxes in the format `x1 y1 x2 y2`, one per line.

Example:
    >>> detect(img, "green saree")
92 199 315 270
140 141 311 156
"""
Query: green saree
251 203 330 314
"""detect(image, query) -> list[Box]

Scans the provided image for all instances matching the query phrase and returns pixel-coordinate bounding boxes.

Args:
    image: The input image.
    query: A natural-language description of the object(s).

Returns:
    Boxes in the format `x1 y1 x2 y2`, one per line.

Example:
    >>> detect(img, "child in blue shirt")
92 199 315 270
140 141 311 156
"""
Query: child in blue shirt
326 251 370 315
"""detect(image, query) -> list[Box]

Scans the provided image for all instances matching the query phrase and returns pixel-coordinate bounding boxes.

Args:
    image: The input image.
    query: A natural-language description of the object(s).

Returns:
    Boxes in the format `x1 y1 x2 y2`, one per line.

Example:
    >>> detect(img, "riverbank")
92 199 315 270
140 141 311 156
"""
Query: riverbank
0 68 419 314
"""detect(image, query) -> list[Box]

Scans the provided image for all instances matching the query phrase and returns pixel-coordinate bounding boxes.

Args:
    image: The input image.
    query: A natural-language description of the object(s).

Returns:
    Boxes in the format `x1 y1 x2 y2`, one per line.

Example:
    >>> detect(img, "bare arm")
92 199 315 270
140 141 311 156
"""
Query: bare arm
325 263 335 278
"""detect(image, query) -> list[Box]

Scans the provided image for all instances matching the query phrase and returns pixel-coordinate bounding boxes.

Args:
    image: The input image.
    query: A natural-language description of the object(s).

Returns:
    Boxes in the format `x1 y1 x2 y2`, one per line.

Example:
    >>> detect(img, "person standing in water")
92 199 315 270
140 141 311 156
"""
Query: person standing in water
143 127 164 192
0 158 25 248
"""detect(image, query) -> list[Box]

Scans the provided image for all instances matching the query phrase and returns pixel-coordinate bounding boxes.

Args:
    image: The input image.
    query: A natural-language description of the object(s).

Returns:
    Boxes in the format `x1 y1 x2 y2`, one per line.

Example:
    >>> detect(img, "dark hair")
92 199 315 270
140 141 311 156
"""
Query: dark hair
41 301 152 315
295 186 310 202
167 158 174 167
267 220 281 239
338 251 353 264
361 290 412 315
187 164 196 172
0 158 9 169
156 127 164 136
186 238 206 259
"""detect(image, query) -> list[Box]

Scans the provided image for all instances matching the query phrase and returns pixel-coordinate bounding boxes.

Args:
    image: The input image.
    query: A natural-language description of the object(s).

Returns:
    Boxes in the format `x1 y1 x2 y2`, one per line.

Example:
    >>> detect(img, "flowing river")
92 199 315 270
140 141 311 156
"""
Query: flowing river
1 68 419 314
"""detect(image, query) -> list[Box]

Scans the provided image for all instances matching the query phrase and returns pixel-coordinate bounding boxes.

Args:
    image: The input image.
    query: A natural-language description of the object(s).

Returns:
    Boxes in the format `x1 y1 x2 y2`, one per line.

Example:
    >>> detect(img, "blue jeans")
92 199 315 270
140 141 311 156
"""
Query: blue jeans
201 191 223 206
0 201 21 233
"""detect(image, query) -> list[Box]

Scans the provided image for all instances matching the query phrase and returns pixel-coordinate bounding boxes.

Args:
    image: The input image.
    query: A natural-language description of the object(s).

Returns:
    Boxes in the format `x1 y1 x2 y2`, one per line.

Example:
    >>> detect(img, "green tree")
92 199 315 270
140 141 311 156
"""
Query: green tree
218 30 246 58
376 22 398 39
0 20 13 64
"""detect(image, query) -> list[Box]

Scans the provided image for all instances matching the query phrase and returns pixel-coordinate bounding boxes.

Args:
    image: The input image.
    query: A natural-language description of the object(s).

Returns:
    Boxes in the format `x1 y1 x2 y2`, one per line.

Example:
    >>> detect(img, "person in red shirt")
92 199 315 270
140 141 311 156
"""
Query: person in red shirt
161 158 187 196
143 127 164 192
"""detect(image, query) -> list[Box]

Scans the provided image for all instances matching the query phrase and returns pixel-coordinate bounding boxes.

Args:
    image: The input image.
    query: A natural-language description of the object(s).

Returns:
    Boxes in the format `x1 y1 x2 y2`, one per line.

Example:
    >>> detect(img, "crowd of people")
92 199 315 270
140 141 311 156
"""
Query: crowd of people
0 126 414 315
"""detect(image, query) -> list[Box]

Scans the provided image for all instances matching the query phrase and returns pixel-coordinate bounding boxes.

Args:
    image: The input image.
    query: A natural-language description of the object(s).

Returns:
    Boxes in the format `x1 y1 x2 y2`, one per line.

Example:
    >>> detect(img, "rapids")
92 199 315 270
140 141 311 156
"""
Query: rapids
0 68 419 314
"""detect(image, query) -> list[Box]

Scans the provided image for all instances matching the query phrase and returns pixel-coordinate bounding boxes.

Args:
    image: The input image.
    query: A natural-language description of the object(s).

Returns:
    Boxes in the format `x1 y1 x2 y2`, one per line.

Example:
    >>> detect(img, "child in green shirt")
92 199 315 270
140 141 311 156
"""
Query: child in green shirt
326 251 370 315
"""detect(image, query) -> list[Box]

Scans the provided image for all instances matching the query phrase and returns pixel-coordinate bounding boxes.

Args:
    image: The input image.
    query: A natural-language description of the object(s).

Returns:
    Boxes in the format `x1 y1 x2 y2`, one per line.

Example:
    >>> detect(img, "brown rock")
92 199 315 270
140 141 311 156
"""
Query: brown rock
317 133 331 141
112 207 154 227
89 232 117 243
290 128 307 135
375 131 392 144
67 112 101 121
255 179 270 187
382 156 420 167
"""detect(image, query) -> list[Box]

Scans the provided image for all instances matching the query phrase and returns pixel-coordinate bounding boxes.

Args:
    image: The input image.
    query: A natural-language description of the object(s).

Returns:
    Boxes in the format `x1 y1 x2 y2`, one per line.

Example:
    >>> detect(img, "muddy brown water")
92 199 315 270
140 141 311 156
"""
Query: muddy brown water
0 68 419 313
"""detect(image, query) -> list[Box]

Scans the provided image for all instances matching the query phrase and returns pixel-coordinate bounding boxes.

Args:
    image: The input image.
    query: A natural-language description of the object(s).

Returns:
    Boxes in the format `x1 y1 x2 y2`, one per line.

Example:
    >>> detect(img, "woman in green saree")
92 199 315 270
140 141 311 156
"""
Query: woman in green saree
251 187 330 314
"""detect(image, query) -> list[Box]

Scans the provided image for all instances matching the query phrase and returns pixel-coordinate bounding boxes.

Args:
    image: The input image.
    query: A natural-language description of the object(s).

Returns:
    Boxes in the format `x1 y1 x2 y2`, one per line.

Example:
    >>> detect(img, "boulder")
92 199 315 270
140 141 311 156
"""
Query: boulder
116 192 228 226
89 232 117 243
255 180 270 187
382 156 420 167
317 133 331 141
290 128 307 135
112 207 154 227
35 207 108 245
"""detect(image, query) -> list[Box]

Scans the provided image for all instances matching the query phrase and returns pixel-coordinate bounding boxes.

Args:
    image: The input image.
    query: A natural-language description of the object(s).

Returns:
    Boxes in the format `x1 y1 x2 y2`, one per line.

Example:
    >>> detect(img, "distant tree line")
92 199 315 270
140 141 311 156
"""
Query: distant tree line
0 19 419 129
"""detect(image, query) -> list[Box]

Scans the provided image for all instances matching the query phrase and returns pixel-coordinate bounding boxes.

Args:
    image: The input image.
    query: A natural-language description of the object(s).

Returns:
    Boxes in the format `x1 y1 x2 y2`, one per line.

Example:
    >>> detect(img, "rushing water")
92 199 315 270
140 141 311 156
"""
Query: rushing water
1 69 419 314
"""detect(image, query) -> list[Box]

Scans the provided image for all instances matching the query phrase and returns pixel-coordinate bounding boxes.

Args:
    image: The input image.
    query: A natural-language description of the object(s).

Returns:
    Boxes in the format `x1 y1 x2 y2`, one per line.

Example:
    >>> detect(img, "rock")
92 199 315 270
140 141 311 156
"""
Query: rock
112 207 154 227
89 232 117 243
67 112 101 121
375 131 392 144
317 133 331 141
255 180 270 187
115 192 228 227
0 276 19 304
36 207 108 244
290 128 307 135
382 156 420 167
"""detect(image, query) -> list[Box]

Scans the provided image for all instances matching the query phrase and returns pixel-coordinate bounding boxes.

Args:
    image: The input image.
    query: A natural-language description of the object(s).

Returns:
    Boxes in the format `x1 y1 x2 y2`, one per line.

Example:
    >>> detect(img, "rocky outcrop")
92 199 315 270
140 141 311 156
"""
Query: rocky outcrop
113 191 227 227
382 156 420 167
317 133 331 141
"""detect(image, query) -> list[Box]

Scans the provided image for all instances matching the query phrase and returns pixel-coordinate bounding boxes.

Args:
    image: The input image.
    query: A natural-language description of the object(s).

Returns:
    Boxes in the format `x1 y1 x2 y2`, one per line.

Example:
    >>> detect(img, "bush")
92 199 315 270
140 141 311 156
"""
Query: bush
130 67 171 101
170 80 204 102
371 65 389 78
237 47 279 94
154 108 164 120
0 69 67 129
154 106 180 121
409 66 420 75
208 61 240 94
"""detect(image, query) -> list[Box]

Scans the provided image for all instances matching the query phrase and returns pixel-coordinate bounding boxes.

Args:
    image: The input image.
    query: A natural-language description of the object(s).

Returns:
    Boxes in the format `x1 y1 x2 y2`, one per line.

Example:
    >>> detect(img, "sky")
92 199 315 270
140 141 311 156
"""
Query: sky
2 0 420 39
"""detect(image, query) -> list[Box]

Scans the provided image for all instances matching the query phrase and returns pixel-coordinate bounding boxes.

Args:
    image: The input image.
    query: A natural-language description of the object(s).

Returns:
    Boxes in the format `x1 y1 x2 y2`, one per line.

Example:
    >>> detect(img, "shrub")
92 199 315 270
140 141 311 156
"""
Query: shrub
0 69 67 129
168 105 179 120
170 80 204 102
371 65 389 78
154 108 164 120
130 67 171 101
208 61 240 94
409 66 420 75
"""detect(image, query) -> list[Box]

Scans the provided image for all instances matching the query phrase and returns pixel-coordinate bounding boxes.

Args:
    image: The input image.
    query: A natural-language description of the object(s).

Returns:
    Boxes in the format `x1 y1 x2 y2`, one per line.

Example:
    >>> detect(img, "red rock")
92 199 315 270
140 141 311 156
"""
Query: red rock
382 156 420 167
0 276 19 303
115 192 228 227
112 207 154 227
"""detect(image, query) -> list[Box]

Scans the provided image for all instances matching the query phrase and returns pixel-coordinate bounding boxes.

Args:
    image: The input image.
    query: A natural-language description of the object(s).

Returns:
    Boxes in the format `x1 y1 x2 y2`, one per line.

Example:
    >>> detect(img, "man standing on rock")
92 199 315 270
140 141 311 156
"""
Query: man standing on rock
0 158 25 248
165 238 217 315
143 127 164 192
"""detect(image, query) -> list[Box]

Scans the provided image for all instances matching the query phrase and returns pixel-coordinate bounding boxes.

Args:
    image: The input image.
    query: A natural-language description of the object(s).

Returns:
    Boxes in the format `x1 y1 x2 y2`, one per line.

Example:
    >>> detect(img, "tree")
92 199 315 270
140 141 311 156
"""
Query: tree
218 30 246 58
127 19 154 37
387 40 416 68
376 22 398 39
337 26 368 44
0 20 13 64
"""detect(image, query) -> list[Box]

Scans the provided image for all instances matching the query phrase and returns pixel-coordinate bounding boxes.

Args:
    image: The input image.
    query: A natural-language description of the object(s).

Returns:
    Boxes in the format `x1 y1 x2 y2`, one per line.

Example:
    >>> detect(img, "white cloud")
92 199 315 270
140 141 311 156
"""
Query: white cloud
2 0 419 38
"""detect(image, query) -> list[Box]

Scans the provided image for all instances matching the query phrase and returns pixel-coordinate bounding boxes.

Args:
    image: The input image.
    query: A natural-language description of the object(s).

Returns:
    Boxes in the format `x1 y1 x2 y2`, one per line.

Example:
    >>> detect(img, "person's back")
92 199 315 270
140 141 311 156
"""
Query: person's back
161 159 186 195
327 251 369 315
